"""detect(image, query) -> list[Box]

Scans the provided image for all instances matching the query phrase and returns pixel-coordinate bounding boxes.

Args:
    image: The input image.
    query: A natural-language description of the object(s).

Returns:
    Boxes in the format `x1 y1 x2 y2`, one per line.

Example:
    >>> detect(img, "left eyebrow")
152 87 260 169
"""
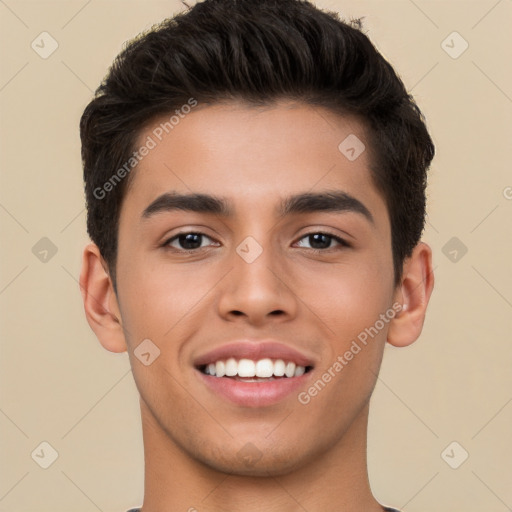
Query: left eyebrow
278 191 374 225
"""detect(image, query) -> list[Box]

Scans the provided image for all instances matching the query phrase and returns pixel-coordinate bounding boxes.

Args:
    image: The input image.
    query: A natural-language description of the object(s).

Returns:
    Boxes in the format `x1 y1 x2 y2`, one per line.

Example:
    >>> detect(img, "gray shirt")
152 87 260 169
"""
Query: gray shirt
126 507 402 511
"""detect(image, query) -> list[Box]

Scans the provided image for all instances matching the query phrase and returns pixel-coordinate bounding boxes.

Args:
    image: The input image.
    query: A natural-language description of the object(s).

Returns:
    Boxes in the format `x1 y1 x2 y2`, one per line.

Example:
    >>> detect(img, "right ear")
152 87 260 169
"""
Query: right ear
79 243 127 353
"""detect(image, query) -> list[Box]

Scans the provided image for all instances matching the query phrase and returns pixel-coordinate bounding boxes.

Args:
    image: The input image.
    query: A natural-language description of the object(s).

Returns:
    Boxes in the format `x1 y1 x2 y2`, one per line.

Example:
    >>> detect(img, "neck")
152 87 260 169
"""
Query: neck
139 399 384 512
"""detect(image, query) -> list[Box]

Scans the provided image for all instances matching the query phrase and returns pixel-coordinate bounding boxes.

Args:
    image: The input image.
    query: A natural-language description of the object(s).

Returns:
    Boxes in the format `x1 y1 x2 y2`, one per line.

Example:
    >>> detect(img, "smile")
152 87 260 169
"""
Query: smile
193 340 316 406
199 357 312 380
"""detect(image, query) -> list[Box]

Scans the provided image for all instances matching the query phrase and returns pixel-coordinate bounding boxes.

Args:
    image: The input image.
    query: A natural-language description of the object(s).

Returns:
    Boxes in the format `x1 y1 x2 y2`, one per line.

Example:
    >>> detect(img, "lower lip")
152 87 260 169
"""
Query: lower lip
196 370 313 407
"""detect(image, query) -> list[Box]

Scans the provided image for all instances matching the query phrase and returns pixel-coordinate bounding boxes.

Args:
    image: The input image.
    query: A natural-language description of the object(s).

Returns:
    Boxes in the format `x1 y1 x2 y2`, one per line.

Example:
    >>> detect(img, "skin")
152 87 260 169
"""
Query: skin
80 101 434 512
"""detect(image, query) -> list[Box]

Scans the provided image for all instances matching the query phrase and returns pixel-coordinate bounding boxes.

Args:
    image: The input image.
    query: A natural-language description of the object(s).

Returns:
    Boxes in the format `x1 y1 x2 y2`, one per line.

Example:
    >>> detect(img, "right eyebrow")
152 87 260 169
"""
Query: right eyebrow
141 192 233 219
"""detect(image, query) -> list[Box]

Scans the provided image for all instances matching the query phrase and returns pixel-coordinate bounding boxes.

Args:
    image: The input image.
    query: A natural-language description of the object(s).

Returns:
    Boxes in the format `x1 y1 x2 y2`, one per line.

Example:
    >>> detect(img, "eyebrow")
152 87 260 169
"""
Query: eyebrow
280 191 374 224
142 190 374 224
142 192 231 218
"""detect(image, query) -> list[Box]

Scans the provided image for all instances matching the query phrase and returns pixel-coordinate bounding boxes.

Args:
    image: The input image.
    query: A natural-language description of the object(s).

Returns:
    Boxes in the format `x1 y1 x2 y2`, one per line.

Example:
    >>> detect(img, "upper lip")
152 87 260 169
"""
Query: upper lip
193 340 317 368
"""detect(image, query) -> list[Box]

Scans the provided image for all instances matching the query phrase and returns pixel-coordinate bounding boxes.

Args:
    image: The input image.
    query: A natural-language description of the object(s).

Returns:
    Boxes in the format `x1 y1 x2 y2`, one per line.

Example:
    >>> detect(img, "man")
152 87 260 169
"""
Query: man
79 0 435 510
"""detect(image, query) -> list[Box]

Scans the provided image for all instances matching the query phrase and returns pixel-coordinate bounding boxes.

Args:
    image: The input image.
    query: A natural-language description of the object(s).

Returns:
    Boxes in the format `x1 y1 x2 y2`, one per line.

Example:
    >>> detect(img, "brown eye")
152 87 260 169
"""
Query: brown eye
308 233 332 249
295 232 348 250
165 232 216 250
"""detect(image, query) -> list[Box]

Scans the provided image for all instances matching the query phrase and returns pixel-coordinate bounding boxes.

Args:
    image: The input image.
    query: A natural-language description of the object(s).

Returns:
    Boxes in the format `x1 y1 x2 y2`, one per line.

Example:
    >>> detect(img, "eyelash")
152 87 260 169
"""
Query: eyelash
162 231 350 253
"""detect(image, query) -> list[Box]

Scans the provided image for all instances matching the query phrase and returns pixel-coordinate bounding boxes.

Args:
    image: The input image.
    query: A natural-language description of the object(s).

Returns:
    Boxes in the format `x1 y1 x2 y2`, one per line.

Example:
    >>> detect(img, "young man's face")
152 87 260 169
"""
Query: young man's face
88 101 429 476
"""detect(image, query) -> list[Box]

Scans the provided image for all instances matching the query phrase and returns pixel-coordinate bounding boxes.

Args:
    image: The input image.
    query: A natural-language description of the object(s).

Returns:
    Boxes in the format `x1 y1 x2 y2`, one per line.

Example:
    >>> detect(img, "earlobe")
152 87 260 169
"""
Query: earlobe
387 242 434 347
79 243 127 353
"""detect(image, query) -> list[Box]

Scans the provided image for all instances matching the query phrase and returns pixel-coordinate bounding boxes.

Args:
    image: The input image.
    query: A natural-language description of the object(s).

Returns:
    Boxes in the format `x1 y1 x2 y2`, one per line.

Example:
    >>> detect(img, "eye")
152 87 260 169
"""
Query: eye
164 232 218 251
295 232 349 250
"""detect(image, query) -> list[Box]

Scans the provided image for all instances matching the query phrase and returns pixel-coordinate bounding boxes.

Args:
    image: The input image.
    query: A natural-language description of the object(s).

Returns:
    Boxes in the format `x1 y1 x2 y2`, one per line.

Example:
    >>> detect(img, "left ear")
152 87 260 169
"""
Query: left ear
387 242 434 347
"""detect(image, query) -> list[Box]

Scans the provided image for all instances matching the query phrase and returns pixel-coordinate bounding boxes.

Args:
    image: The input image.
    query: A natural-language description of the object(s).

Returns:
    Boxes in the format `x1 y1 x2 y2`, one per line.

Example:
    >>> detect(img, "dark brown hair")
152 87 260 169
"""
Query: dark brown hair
80 0 435 286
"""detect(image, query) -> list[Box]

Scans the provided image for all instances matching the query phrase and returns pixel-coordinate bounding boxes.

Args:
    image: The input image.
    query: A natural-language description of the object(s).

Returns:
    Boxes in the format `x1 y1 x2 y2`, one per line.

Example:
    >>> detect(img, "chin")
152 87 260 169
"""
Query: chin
192 440 312 477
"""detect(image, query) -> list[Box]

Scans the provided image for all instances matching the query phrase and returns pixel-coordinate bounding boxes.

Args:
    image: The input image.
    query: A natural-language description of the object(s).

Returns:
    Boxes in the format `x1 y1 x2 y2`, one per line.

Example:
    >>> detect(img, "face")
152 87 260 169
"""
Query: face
114 101 398 475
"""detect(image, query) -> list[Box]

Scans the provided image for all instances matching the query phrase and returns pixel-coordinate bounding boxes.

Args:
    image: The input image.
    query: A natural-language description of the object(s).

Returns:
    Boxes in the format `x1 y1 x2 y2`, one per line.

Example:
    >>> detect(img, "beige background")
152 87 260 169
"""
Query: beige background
1 0 511 511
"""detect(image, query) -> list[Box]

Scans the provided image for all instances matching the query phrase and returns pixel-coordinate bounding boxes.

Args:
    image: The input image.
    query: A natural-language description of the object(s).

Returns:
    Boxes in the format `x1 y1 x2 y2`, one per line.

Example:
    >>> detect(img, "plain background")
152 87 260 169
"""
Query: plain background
0 1 511 511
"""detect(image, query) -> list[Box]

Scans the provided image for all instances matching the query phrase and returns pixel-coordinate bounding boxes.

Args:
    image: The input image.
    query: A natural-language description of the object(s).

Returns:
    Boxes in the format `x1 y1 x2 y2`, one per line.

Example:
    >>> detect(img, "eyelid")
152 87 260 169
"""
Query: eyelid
159 224 219 243
293 230 351 248
162 230 220 250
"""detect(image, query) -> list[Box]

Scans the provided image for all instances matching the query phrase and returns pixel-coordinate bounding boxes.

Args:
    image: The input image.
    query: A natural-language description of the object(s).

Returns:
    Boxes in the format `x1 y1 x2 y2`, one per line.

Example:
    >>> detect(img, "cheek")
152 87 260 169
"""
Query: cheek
291 259 393 404
292 259 394 340
297 278 390 426
115 252 222 347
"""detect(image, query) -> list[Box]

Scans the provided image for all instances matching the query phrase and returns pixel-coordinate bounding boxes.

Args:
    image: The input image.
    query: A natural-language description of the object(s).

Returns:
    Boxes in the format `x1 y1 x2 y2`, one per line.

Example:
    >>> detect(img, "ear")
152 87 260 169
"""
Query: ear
387 242 434 347
79 243 127 353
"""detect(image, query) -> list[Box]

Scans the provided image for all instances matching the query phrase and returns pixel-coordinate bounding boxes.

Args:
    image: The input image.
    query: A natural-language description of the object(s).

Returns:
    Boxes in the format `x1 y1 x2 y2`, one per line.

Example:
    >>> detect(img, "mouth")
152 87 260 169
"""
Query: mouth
193 341 316 407
197 357 314 381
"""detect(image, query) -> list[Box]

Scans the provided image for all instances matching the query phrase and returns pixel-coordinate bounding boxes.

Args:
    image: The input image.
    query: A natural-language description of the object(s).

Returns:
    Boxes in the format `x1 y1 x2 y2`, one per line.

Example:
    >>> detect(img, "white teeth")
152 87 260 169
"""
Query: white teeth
238 359 255 377
202 358 308 378
273 359 285 376
255 358 274 378
294 365 305 377
285 362 296 378
225 357 238 377
215 360 225 377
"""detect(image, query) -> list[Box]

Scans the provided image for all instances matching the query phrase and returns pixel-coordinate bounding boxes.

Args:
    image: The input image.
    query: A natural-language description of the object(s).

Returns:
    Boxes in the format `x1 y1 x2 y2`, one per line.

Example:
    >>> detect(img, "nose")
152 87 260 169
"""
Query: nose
217 241 298 326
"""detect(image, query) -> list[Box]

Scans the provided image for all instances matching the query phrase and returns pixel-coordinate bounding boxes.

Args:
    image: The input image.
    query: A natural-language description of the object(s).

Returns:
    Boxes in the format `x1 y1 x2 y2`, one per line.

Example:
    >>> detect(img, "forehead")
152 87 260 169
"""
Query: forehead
123 101 387 222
